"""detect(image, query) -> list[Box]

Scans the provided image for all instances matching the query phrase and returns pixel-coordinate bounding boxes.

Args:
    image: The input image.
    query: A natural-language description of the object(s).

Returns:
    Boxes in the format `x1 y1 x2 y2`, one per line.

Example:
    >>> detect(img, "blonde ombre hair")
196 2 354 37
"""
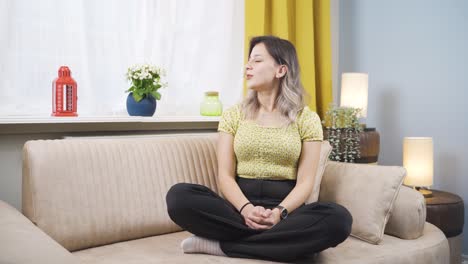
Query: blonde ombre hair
242 35 307 124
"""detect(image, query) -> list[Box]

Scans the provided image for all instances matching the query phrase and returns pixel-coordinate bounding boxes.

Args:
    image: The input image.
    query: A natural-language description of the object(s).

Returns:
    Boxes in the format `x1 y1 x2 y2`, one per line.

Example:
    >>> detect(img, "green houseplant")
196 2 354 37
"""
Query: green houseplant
125 64 167 116
322 105 363 162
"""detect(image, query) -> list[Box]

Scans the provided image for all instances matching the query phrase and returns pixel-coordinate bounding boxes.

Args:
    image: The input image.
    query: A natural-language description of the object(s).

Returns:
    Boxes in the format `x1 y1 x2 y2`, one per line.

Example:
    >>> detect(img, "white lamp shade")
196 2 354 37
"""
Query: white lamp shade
403 137 434 187
340 73 368 118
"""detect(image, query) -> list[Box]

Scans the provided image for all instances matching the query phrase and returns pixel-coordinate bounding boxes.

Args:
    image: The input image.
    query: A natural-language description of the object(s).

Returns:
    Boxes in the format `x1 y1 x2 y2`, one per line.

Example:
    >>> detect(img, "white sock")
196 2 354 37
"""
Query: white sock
181 235 226 256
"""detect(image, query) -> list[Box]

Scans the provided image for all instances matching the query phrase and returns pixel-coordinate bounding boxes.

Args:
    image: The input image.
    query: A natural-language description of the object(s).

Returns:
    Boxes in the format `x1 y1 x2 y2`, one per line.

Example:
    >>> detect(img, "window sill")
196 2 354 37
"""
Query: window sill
0 116 220 134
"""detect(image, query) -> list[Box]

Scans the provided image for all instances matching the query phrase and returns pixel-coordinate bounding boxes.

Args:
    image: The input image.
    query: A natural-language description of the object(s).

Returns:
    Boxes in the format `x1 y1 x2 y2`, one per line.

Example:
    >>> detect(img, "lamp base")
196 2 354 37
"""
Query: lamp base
415 187 433 198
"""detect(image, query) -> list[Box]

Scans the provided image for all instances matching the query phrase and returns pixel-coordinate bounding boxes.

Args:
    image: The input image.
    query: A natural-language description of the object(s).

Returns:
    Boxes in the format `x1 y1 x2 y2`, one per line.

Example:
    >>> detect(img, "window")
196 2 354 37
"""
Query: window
0 0 244 117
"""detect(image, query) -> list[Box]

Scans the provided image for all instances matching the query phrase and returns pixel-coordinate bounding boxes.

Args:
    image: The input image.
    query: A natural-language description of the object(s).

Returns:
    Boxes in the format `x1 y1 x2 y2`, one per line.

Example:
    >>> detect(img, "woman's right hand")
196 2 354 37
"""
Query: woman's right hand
241 204 275 230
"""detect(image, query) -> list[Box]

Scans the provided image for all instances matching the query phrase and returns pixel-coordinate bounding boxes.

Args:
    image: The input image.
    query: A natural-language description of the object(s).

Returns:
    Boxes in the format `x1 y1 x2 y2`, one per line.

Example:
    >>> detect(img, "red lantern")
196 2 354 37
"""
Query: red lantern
52 66 78 117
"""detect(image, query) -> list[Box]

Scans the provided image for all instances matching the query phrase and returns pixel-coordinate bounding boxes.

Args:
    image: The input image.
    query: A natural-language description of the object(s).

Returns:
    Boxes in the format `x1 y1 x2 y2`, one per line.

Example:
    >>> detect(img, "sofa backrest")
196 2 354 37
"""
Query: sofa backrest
22 133 219 251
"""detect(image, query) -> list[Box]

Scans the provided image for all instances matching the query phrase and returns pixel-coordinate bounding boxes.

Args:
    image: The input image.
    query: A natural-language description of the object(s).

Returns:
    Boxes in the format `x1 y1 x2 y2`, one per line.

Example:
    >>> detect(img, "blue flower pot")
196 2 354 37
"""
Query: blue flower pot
126 93 157 116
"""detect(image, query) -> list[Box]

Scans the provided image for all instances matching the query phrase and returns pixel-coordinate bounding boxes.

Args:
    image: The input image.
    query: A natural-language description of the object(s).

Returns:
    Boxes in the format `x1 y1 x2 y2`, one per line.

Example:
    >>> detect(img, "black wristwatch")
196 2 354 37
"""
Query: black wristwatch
274 205 288 220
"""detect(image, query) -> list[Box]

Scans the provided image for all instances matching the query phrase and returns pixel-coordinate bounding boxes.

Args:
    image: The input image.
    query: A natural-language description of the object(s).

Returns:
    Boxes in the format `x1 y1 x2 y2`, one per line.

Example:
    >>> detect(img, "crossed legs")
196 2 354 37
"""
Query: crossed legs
166 183 352 262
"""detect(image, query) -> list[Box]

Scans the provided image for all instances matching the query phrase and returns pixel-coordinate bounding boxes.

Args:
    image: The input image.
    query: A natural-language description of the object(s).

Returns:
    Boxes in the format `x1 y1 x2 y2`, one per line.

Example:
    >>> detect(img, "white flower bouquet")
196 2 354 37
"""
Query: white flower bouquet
125 64 168 102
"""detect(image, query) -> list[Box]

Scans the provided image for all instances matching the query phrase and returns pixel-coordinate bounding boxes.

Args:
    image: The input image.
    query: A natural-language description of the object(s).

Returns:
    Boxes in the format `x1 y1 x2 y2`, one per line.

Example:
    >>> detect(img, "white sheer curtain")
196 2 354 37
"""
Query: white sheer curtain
0 0 244 116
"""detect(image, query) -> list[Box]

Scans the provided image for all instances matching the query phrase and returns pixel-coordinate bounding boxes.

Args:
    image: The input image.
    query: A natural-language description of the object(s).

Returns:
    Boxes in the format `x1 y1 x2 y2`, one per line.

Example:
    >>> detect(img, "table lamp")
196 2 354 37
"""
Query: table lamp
340 73 379 164
340 73 368 120
403 137 434 197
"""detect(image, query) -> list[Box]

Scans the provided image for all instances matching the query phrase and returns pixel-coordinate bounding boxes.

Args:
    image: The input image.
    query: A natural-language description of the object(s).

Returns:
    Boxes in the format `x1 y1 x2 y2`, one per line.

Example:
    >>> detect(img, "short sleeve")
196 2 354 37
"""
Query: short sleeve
297 107 323 142
218 104 241 136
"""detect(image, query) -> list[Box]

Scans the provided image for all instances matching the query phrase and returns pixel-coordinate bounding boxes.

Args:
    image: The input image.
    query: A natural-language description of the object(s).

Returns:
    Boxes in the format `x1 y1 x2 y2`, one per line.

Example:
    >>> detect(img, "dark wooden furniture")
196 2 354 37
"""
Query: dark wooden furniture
425 189 464 264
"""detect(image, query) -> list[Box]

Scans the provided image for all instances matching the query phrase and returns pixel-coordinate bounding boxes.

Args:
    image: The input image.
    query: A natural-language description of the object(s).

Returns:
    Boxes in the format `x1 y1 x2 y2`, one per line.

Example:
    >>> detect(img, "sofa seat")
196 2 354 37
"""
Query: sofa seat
73 223 448 264
73 231 274 264
314 222 449 264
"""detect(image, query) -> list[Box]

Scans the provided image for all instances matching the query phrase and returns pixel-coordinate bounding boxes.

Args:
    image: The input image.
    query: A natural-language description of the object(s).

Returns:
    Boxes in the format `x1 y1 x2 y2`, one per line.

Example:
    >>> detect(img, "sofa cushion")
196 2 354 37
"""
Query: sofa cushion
22 133 221 251
318 162 406 244
73 223 448 264
384 186 426 239
306 140 332 204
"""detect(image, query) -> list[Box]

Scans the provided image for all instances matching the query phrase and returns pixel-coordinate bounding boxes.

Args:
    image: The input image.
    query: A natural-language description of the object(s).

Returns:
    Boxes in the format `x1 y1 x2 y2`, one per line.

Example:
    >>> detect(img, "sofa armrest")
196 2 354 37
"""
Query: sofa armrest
0 200 79 264
384 186 426 239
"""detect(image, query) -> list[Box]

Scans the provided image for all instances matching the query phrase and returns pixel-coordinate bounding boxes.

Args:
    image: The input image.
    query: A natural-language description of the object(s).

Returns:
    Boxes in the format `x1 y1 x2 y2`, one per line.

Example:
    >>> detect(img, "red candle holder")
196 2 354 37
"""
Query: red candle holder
52 66 78 117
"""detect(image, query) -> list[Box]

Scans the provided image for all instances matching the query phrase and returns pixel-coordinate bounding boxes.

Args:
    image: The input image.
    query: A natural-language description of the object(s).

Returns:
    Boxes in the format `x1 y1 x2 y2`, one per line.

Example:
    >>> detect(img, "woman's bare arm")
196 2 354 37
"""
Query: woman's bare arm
276 141 322 214
217 132 249 211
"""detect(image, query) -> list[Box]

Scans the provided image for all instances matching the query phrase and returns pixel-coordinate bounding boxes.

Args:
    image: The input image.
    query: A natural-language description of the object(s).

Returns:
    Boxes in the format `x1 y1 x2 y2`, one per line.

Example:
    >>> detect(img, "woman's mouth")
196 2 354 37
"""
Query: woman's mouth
246 74 253 80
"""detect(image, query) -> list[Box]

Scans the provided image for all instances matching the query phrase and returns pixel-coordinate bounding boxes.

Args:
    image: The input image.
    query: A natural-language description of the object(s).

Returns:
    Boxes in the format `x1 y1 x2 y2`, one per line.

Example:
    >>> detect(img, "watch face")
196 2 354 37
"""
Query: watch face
280 209 288 219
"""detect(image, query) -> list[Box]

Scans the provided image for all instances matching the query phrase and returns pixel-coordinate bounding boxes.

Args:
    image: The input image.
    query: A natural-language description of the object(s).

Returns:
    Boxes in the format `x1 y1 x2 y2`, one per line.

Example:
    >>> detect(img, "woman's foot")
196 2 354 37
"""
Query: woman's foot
181 235 226 256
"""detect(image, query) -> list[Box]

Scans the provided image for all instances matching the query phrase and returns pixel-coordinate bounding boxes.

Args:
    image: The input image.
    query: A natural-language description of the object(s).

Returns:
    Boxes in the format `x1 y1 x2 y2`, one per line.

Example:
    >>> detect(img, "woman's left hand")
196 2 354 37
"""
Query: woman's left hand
260 208 281 227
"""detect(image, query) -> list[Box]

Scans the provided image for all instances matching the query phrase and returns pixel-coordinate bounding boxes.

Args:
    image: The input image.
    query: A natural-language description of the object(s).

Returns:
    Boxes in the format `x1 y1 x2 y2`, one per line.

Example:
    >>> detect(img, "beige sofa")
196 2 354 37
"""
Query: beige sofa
0 133 450 263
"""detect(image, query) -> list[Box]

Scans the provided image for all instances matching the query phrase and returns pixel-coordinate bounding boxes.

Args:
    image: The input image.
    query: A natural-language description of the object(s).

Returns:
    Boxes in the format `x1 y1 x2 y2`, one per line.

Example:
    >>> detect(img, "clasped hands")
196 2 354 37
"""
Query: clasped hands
240 204 281 230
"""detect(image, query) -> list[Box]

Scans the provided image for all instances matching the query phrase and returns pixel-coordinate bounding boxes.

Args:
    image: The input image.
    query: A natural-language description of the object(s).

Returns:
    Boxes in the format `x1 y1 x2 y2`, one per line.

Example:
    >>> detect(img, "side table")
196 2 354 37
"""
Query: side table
355 127 380 164
425 189 464 264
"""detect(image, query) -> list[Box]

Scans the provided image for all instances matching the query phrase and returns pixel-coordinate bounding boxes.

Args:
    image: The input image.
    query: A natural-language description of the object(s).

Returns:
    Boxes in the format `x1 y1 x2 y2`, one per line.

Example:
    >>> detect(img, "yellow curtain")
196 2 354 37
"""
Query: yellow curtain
245 0 333 118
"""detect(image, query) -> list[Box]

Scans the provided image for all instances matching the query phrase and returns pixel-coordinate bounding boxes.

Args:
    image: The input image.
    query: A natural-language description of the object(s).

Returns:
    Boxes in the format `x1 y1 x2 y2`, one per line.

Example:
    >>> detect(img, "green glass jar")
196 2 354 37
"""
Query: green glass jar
200 91 222 116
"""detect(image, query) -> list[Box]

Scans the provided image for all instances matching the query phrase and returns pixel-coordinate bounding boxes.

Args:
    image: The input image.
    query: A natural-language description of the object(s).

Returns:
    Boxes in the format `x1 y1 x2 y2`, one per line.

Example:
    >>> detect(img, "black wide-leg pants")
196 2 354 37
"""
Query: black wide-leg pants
166 177 352 262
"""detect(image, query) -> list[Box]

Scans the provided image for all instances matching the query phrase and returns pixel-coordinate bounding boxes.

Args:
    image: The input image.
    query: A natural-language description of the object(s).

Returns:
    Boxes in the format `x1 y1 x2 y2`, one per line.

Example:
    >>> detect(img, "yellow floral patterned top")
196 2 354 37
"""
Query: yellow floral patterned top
218 104 323 180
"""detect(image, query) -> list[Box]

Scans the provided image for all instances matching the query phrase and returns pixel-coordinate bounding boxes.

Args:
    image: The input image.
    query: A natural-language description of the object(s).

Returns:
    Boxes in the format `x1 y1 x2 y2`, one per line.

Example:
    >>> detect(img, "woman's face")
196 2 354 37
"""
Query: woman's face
245 43 285 91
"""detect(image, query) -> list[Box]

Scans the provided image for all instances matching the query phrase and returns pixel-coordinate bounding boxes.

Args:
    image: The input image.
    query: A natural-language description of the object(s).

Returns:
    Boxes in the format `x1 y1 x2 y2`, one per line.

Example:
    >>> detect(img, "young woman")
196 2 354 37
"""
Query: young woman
166 35 352 262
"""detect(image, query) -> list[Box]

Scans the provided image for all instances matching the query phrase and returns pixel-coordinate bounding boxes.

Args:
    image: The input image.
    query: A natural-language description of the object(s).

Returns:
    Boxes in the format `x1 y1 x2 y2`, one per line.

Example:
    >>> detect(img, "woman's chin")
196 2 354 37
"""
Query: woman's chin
247 83 262 91
248 86 268 92
246 85 256 91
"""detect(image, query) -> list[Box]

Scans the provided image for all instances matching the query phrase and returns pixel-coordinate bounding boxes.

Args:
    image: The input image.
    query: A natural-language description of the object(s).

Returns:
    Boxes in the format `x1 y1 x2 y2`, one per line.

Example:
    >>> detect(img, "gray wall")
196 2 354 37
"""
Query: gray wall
339 0 468 255
0 134 60 209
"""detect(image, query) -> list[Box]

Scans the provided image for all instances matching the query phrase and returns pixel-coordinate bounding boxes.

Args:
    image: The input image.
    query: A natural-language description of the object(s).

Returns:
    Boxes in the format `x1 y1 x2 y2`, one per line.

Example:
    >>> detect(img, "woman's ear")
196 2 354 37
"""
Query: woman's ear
276 65 288 78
